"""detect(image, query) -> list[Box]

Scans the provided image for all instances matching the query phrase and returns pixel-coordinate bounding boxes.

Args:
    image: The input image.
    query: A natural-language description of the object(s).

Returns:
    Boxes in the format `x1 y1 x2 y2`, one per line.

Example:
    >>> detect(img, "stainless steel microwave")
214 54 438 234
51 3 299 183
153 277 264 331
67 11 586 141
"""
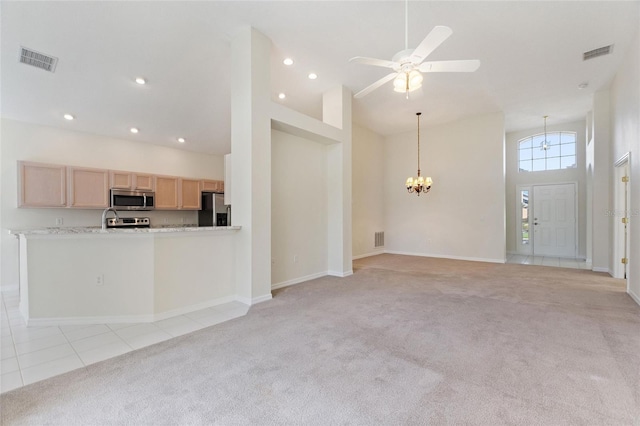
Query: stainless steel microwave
110 189 155 211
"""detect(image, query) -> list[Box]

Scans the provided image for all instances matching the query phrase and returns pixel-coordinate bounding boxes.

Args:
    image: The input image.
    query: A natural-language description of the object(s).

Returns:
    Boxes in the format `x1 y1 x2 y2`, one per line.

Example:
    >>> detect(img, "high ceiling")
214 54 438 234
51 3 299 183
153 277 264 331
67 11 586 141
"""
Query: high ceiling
2 1 638 155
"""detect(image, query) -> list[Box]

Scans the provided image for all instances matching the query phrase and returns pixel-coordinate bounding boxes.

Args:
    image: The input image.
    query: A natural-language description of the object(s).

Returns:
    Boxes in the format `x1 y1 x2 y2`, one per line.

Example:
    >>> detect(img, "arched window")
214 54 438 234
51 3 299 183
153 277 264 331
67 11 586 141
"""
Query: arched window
518 131 577 172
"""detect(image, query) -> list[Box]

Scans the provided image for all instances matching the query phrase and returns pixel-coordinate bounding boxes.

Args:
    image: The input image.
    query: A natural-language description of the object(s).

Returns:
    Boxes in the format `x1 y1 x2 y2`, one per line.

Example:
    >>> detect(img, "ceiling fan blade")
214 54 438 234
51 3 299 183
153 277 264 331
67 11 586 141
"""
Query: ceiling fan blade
353 73 397 99
349 56 398 69
419 59 481 73
410 26 453 63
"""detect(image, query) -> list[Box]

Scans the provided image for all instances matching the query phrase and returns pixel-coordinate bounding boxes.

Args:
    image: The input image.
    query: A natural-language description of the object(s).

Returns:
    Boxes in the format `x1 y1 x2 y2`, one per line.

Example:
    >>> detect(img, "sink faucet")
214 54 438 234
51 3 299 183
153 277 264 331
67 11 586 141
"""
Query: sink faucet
101 207 119 230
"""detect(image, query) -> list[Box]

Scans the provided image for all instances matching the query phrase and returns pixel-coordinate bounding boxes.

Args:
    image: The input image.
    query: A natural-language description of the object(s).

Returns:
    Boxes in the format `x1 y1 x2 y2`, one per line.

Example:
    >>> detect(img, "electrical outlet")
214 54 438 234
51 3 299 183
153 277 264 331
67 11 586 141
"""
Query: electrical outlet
55 217 63 226
180 217 185 224
96 274 104 286
163 218 169 224
293 255 298 263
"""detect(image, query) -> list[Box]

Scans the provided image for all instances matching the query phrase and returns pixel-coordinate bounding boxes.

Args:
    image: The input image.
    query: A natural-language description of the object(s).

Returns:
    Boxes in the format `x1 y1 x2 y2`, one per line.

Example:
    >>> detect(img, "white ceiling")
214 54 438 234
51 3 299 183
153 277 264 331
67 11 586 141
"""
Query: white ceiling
2 1 638 155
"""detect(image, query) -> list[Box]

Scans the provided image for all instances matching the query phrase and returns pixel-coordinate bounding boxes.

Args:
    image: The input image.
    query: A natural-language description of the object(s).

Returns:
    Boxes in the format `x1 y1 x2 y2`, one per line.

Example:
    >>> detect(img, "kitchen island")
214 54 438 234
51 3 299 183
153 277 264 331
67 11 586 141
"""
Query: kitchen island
12 226 242 326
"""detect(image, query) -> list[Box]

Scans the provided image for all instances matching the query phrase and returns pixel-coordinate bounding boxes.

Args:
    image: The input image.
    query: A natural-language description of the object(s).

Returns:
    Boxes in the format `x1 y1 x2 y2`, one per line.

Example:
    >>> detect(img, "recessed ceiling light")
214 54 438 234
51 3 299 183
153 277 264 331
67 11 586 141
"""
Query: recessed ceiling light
135 77 146 85
308 73 318 80
63 114 74 121
130 127 139 134
278 93 286 100
578 82 589 89
177 137 186 143
283 58 294 66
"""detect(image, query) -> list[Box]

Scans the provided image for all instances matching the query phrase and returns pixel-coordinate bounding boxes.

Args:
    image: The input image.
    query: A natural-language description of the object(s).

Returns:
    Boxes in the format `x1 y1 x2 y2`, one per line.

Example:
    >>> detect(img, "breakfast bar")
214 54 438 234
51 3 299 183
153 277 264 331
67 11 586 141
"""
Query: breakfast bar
12 226 242 326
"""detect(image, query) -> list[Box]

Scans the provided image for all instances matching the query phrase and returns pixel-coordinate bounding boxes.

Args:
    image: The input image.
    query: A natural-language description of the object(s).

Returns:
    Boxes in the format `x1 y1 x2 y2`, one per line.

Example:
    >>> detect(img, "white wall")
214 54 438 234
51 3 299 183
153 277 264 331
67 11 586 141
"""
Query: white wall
352 124 385 258
271 129 328 288
1 118 224 289
505 120 587 257
384 112 506 263
610 26 640 303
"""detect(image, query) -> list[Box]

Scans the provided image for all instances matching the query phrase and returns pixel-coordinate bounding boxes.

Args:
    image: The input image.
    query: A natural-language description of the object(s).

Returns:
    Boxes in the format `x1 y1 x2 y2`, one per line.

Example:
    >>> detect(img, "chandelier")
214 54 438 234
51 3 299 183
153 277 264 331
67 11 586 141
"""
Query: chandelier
540 115 550 151
405 112 433 195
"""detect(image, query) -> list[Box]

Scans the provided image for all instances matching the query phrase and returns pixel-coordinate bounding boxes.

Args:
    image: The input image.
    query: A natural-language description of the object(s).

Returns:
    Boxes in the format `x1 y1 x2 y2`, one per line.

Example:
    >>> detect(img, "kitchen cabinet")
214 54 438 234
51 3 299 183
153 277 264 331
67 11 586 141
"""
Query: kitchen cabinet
180 178 201 210
67 167 110 208
109 171 132 189
155 176 179 209
224 154 232 206
18 161 67 208
134 173 154 191
201 180 224 192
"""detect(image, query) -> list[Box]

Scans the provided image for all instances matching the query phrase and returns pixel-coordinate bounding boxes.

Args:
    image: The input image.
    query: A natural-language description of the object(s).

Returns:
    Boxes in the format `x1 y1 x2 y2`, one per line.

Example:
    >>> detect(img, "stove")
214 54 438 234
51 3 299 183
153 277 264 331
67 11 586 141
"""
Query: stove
106 217 150 228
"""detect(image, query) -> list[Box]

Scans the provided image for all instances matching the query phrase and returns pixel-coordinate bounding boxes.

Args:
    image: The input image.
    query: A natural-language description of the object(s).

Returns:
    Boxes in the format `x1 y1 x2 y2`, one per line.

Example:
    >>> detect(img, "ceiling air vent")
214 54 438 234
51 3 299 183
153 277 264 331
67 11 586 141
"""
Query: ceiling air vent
583 45 613 61
19 47 58 72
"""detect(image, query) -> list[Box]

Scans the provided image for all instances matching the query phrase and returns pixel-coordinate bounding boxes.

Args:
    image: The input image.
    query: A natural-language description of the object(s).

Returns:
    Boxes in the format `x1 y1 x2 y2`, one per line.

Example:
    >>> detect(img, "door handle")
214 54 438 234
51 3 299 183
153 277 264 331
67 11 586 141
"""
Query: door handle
534 222 539 225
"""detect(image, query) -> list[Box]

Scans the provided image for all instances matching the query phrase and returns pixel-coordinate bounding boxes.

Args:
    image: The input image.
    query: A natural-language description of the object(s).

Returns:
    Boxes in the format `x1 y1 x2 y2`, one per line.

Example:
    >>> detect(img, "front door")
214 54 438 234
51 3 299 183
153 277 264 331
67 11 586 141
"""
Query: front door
533 183 576 257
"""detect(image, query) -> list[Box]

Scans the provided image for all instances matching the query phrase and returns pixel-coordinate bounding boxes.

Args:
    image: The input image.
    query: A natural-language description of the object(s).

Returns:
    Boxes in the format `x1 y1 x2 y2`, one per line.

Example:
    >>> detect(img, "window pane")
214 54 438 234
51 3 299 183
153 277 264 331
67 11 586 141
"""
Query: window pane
532 159 545 171
546 133 561 145
546 144 560 157
519 148 532 160
532 135 545 149
561 143 576 156
561 155 576 168
532 146 546 159
546 157 560 170
519 160 532 172
561 132 576 143
519 138 532 149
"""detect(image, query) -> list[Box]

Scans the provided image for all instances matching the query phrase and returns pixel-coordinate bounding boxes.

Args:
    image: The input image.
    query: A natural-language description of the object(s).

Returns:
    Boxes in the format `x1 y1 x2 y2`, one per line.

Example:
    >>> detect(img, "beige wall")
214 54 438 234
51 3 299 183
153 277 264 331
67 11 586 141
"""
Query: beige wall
271 129 328 287
505 120 587 257
1 118 224 289
383 112 506 262
352 124 385 258
610 26 640 303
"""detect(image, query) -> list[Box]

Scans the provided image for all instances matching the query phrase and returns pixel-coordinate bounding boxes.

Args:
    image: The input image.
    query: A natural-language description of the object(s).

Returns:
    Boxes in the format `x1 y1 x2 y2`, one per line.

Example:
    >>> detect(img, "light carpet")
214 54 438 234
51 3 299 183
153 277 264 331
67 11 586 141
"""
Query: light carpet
1 254 639 425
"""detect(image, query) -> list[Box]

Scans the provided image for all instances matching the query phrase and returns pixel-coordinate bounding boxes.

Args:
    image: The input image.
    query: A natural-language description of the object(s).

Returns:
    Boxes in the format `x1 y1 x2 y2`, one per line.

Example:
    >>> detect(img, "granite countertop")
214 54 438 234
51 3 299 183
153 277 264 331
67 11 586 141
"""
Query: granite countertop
10 225 241 236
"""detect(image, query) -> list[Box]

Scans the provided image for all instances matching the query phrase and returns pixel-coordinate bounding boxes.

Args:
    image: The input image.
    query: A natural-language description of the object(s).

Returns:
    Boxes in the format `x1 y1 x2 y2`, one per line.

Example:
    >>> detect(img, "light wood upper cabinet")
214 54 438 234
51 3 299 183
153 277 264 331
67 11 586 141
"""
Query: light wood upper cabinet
109 171 132 189
155 176 179 209
201 180 224 193
180 179 201 210
18 161 67 208
133 174 154 191
68 167 109 209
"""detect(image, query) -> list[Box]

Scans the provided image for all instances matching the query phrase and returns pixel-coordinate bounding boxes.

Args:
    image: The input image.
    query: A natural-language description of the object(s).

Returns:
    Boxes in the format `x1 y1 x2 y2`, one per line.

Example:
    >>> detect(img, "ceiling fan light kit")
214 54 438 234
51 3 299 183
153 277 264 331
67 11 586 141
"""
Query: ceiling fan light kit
350 1 480 99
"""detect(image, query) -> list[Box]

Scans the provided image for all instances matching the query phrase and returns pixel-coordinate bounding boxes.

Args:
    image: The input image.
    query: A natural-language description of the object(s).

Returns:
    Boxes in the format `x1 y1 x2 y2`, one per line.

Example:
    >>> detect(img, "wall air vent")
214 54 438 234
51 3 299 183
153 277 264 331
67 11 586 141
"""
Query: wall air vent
374 231 385 248
19 47 58 72
583 45 613 61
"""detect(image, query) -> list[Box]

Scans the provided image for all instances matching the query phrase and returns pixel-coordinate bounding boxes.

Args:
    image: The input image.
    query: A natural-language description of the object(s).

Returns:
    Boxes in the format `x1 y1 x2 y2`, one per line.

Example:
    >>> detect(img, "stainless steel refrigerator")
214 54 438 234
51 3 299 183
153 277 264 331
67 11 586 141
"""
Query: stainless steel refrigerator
198 192 230 226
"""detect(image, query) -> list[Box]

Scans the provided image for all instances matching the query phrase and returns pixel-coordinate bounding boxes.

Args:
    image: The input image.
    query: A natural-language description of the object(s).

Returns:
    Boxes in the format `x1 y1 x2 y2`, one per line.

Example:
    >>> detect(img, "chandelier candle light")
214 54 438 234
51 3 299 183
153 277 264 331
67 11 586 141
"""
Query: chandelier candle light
406 112 433 195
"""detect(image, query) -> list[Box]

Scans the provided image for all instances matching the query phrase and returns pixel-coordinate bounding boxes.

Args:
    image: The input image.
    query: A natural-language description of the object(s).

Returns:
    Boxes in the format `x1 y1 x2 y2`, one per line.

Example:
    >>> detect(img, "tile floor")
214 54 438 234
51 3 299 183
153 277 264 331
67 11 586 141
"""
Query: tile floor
0 290 248 393
506 254 592 270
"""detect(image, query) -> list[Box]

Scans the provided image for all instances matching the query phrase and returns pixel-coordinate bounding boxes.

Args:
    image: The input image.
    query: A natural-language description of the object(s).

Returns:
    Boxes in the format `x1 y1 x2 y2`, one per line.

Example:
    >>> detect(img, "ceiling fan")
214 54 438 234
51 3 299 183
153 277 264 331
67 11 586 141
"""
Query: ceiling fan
350 4 480 99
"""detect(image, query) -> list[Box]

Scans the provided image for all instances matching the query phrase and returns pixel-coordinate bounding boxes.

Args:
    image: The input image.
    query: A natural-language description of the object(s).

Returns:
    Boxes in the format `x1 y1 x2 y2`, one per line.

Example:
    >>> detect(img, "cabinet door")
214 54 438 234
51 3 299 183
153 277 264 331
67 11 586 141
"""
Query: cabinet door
180 179 201 210
68 167 109 208
134 174 154 191
155 176 179 209
201 180 218 192
18 161 66 208
109 171 133 189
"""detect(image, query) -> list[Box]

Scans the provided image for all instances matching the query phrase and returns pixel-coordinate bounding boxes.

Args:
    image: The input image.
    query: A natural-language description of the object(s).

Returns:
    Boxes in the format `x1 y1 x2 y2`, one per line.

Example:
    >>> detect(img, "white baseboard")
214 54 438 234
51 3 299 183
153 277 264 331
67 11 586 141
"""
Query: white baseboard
628 288 640 307
352 251 384 260
592 266 610 273
384 250 504 264
26 295 238 327
235 293 272 306
272 271 327 290
328 270 353 278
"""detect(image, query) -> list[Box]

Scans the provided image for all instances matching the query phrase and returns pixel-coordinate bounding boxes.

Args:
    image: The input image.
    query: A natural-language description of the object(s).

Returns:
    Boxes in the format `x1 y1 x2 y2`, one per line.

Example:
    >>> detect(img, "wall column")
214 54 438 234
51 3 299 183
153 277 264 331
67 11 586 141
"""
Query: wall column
323 87 353 276
230 27 272 303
